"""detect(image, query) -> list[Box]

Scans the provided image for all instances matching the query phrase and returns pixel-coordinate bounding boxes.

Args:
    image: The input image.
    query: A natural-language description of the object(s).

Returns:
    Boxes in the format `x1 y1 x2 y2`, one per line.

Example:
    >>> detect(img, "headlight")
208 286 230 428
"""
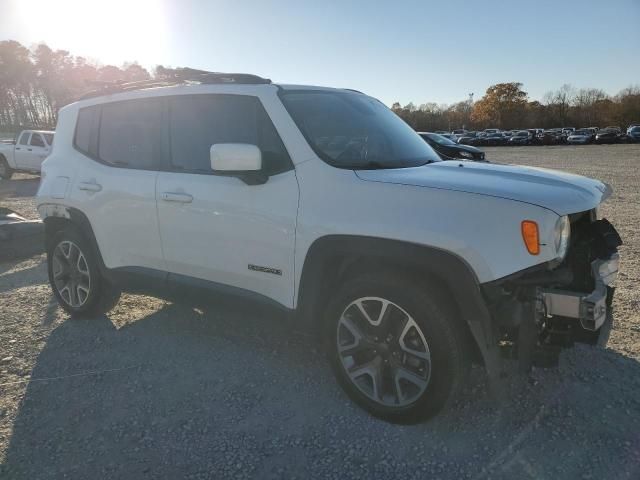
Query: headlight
459 150 473 158
554 215 570 260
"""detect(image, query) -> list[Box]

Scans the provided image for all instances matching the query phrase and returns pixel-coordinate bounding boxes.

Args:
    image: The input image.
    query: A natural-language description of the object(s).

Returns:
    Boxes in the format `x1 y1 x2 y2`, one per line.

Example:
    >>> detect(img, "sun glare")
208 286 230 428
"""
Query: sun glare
16 0 168 67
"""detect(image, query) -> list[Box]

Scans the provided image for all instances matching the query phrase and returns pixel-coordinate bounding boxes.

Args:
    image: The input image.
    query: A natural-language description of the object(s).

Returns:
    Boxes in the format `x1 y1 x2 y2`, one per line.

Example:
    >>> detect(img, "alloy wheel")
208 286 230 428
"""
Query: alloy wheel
51 240 91 308
336 297 431 407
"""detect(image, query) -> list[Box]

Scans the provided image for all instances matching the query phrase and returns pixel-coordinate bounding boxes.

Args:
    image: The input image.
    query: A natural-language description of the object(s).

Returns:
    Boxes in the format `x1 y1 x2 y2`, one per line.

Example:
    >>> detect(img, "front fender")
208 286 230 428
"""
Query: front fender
296 235 502 377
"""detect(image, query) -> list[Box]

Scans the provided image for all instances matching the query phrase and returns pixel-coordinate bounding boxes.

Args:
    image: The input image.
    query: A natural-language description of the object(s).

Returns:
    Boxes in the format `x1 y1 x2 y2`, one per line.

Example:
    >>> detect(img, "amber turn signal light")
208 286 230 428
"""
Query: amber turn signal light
521 220 540 255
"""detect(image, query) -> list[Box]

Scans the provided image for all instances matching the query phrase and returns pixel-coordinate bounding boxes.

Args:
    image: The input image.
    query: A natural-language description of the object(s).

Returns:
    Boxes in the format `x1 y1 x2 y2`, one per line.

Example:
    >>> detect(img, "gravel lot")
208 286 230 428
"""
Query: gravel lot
1 145 639 479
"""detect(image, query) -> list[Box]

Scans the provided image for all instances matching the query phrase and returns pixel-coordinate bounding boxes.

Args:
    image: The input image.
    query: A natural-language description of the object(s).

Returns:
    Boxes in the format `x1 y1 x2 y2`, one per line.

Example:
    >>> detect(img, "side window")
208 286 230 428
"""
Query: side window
74 106 100 157
18 132 30 145
98 99 163 169
169 95 291 175
30 133 45 147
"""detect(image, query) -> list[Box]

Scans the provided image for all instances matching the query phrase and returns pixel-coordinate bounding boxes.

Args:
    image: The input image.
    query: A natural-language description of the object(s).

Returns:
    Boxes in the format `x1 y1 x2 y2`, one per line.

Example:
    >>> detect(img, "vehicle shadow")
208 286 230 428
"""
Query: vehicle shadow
1 295 639 479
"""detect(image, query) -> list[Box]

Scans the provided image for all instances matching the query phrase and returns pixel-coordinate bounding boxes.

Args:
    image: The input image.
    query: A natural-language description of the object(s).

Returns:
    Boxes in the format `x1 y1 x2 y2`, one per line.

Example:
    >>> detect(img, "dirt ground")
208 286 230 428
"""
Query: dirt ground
0 144 639 479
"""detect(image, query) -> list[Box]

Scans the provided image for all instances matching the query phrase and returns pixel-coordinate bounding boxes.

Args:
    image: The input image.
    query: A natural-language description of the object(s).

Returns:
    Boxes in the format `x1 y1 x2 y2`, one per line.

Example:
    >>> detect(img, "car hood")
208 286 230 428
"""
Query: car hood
355 161 611 215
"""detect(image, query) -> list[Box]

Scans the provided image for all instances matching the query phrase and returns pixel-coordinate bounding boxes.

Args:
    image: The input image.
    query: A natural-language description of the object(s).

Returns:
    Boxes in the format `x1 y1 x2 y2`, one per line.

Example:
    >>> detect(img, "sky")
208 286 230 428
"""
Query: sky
1 0 639 106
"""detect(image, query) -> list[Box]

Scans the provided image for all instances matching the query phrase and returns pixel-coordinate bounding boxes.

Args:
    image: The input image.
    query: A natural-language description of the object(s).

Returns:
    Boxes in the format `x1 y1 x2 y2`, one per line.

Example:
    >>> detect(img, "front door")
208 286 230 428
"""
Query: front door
156 93 299 308
14 132 31 169
27 132 50 170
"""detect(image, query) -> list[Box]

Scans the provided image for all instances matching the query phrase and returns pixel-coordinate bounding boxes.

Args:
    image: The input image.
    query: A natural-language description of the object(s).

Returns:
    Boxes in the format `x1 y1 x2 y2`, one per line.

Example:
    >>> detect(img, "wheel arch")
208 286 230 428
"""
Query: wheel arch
296 235 500 372
42 205 106 272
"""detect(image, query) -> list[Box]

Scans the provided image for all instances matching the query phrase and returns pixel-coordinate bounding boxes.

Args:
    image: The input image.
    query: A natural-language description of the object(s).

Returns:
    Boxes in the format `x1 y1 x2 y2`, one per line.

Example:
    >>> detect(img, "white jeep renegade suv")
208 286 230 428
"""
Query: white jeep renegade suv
36 70 622 423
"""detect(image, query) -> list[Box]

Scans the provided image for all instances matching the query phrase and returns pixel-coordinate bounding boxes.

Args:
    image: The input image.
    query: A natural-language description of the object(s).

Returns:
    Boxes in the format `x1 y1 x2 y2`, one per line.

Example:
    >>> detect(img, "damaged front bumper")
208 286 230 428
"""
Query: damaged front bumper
482 216 622 371
540 253 619 332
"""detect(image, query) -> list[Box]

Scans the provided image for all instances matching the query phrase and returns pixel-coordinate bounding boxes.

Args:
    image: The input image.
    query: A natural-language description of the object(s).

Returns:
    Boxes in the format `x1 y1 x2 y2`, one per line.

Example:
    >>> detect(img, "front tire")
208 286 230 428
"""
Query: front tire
0 156 14 180
47 227 121 317
325 273 469 423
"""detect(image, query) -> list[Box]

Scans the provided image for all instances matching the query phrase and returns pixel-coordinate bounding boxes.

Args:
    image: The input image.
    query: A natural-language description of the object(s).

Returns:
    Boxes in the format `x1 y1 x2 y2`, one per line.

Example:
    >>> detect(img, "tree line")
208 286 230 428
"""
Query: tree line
1 40 639 134
0 40 152 133
393 82 640 132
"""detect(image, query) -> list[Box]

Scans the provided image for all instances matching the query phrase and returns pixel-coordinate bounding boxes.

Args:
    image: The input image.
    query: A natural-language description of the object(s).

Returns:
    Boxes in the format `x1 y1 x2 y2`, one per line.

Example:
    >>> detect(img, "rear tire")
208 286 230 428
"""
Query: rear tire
47 227 121 317
324 272 470 424
0 157 14 180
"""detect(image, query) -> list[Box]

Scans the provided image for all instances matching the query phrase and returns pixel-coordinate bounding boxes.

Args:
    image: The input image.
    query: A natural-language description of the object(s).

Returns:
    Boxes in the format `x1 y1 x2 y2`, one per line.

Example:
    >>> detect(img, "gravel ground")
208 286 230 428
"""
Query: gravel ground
1 145 639 479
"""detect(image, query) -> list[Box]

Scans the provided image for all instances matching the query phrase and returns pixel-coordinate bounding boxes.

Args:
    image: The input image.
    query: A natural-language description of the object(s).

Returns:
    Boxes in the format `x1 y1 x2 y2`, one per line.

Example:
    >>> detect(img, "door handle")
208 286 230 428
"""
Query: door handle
161 192 193 203
78 181 102 192
27 148 33 152
15 147 21 151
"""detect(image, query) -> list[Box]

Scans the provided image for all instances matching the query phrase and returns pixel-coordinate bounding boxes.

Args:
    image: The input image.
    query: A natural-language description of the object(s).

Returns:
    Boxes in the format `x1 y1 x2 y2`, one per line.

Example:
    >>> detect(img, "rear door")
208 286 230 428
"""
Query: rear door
156 93 299 307
69 98 166 272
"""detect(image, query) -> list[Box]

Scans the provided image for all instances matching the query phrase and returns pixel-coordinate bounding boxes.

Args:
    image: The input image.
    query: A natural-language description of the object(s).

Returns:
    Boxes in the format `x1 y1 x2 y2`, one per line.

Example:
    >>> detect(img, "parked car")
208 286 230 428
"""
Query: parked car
626 125 640 143
458 131 482 146
595 127 624 144
508 130 532 145
0 129 55 179
483 128 500 135
567 129 594 145
538 129 563 145
451 129 468 139
418 132 486 161
482 132 508 146
37 70 621 423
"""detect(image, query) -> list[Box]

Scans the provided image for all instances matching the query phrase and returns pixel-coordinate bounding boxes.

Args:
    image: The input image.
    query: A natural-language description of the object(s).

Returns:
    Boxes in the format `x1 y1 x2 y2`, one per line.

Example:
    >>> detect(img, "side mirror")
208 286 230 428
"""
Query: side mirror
210 143 267 185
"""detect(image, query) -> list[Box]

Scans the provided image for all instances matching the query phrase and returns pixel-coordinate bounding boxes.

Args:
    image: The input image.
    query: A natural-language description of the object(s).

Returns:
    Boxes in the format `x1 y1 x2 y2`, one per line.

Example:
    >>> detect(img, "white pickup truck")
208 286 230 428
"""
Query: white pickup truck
0 130 55 179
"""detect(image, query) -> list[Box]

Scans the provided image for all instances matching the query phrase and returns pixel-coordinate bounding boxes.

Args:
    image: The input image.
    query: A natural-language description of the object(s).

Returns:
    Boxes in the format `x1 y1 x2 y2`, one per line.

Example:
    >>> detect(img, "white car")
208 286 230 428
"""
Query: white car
36 70 622 423
0 130 55 179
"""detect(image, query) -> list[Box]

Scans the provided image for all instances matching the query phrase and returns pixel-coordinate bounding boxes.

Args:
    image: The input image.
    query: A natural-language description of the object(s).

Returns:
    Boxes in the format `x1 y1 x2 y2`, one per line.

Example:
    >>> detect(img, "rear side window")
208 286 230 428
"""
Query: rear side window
98 99 163 169
18 132 30 145
169 95 291 175
30 133 45 147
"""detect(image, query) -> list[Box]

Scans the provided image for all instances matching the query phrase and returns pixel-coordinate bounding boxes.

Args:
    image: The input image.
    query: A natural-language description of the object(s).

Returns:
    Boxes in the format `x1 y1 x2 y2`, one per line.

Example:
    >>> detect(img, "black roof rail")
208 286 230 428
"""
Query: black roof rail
77 67 271 101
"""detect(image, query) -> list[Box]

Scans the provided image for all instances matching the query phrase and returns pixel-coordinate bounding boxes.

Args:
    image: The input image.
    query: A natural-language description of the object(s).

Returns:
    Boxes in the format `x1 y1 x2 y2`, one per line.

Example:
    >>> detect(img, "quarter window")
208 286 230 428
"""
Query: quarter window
74 106 100 157
169 95 291 175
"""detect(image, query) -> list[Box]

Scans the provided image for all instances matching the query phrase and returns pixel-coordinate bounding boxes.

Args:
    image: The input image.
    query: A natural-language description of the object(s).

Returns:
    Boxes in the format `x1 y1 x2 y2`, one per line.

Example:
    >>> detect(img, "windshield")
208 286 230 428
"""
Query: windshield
516 131 528 136
424 133 457 146
280 90 440 169
631 126 640 133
